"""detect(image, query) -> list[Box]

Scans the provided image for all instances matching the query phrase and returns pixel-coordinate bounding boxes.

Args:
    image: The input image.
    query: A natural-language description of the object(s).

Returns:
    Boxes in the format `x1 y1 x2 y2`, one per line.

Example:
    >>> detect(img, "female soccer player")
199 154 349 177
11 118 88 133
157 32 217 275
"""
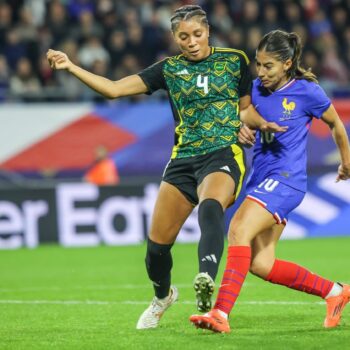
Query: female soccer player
190 30 350 333
47 5 285 329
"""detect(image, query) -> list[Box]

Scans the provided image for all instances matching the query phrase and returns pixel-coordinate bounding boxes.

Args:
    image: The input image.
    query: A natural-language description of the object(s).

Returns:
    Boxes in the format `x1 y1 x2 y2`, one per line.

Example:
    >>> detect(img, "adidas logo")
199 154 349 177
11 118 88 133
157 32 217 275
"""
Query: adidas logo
176 69 190 75
220 165 231 172
201 254 217 263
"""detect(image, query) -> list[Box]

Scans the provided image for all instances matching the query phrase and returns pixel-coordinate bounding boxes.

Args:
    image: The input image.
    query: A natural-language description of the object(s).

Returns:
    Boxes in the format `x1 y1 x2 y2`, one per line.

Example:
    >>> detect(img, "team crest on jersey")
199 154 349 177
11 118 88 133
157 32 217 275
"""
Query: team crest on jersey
280 98 296 120
214 62 227 73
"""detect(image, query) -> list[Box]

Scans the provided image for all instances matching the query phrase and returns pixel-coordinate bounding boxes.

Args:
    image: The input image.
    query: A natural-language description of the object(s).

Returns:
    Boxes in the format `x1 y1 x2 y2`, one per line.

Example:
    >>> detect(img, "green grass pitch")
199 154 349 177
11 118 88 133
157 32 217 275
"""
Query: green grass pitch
1 237 350 350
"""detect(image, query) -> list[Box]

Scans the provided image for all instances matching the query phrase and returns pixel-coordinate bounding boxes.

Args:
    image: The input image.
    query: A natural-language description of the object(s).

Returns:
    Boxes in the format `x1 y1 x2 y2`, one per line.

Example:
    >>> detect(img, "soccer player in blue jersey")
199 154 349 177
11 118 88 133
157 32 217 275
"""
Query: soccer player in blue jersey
47 6 286 329
190 30 350 333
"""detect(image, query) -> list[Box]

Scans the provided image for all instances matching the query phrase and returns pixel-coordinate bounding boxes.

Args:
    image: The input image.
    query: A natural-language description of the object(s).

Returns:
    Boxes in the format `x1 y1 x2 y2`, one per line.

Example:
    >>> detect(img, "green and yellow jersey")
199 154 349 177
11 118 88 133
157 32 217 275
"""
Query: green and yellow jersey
138 47 251 159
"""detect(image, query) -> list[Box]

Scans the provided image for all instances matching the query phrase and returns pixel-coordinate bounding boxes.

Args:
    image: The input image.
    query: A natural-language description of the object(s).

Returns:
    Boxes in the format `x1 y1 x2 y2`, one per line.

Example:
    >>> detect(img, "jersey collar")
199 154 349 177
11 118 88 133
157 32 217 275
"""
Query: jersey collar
266 78 296 94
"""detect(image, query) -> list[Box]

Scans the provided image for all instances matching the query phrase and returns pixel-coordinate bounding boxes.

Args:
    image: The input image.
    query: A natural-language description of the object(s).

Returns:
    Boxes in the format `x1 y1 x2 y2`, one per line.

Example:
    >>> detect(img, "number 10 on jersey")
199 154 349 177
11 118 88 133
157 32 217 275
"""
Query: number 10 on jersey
197 75 209 94
260 131 275 144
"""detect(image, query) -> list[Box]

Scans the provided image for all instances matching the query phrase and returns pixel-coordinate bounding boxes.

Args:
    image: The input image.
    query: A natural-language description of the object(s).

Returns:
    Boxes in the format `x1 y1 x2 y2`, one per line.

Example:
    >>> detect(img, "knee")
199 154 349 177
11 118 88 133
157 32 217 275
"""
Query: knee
145 239 173 279
249 256 274 279
227 222 250 246
146 238 173 257
198 199 223 221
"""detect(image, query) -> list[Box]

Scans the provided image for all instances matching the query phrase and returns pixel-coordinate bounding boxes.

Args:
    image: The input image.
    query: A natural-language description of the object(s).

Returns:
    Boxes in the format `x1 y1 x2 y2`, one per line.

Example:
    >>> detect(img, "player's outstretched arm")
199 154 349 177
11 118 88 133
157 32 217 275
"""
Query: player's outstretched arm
321 104 350 182
239 95 288 133
46 49 148 99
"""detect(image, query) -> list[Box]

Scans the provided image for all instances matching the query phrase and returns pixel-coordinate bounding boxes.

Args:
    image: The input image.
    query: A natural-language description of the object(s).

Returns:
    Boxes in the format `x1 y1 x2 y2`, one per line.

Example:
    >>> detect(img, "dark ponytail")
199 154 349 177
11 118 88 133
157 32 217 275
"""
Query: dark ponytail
258 30 318 83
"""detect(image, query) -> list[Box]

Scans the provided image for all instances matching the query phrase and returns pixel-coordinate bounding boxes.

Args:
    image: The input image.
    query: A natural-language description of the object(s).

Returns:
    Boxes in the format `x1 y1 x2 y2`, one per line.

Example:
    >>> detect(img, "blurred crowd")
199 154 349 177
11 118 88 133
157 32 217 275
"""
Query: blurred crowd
0 0 350 102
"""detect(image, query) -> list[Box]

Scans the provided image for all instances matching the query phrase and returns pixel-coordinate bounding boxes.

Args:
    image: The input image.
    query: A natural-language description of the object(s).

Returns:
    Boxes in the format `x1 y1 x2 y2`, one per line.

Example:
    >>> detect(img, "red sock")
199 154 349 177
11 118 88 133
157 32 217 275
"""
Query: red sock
214 246 251 314
266 259 334 298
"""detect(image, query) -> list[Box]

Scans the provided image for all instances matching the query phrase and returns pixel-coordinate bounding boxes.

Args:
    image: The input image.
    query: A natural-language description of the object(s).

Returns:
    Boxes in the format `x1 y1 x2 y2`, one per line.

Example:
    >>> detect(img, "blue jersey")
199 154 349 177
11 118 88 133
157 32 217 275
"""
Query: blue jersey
247 78 331 192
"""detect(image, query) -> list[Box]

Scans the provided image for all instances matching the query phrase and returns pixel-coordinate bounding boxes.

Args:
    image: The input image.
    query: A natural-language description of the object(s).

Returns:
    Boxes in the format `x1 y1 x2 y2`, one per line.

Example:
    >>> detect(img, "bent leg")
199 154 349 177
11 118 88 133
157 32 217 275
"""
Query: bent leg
266 258 334 299
197 172 235 280
146 181 193 298
137 182 193 329
192 172 235 312
250 224 284 279
249 218 349 328
214 199 276 314
250 223 335 298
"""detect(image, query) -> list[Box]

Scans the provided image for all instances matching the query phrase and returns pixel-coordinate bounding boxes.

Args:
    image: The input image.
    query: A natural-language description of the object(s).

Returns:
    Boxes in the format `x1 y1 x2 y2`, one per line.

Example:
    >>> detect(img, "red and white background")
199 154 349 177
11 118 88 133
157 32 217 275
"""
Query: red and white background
0 100 349 249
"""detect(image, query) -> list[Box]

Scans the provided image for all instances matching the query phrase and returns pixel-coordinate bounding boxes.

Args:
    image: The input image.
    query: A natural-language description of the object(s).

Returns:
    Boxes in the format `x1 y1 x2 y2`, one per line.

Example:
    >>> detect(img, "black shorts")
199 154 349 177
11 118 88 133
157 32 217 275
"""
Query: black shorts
162 144 246 205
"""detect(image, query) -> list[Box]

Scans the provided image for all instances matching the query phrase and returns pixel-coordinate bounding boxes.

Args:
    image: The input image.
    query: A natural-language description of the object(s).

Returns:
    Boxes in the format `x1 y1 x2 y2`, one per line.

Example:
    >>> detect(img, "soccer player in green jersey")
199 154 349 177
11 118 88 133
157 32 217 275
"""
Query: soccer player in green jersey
47 5 286 329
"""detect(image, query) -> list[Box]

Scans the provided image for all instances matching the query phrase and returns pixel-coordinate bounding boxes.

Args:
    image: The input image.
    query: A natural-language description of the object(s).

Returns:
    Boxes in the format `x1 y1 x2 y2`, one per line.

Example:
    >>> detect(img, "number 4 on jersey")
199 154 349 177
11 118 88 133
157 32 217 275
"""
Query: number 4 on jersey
197 75 208 94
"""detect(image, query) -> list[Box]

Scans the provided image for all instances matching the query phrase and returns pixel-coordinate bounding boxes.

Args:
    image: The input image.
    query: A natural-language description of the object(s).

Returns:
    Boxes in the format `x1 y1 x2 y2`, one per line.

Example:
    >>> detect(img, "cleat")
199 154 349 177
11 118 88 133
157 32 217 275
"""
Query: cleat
193 272 215 312
136 286 178 329
324 284 350 328
189 309 230 333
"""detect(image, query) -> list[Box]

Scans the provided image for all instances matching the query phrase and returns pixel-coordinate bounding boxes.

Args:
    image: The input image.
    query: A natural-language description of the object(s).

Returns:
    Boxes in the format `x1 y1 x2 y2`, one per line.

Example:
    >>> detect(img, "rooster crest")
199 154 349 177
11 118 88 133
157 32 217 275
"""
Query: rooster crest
282 98 295 114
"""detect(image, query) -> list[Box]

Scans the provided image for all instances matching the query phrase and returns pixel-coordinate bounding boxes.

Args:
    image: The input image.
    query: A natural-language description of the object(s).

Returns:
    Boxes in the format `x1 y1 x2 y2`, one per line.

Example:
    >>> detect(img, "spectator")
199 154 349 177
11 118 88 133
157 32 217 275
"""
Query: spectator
71 9 104 43
0 55 10 100
308 8 332 39
1 0 349 101
16 6 39 68
3 29 27 71
95 0 115 21
210 1 233 33
0 3 13 48
67 0 95 21
16 6 37 43
283 1 304 31
330 6 348 43
245 26 263 59
23 0 46 27
113 53 141 81
78 36 110 69
302 49 322 78
126 24 148 63
262 3 280 33
107 30 127 68
227 28 244 49
321 47 349 88
37 52 55 87
84 145 120 186
46 1 70 46
241 0 260 32
10 57 42 99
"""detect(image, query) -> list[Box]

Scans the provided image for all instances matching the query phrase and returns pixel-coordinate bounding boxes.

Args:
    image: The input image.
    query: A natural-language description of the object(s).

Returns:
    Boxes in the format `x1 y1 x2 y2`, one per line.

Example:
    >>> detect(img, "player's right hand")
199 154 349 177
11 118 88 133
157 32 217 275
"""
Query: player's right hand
260 122 288 133
46 49 72 71
336 163 350 182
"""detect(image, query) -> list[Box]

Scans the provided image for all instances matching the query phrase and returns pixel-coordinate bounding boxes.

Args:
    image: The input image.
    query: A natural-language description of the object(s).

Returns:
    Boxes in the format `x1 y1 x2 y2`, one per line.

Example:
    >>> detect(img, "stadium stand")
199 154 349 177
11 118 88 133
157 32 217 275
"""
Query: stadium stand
0 0 349 102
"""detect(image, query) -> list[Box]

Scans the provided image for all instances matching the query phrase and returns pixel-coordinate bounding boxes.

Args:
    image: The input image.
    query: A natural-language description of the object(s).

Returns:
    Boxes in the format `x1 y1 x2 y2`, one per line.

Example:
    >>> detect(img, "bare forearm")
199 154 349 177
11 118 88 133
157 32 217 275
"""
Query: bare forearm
68 64 118 99
332 120 350 164
240 104 288 133
240 104 265 129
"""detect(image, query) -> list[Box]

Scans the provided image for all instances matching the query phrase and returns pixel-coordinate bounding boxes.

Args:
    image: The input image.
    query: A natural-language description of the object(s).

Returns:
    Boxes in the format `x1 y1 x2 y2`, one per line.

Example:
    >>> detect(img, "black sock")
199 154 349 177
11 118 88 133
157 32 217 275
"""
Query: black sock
198 198 225 281
145 238 173 298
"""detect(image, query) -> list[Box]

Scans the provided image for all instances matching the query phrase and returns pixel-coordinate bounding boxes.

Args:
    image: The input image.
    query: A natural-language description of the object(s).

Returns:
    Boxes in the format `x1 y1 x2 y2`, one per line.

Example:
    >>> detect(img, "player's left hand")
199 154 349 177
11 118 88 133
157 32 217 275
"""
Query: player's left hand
238 125 256 147
260 122 288 133
336 163 350 182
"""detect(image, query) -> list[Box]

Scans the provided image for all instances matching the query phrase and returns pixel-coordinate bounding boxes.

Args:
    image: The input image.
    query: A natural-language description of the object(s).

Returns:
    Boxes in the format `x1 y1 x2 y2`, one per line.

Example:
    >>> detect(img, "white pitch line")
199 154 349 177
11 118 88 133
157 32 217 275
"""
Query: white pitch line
0 282 256 293
0 284 188 293
0 299 325 306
